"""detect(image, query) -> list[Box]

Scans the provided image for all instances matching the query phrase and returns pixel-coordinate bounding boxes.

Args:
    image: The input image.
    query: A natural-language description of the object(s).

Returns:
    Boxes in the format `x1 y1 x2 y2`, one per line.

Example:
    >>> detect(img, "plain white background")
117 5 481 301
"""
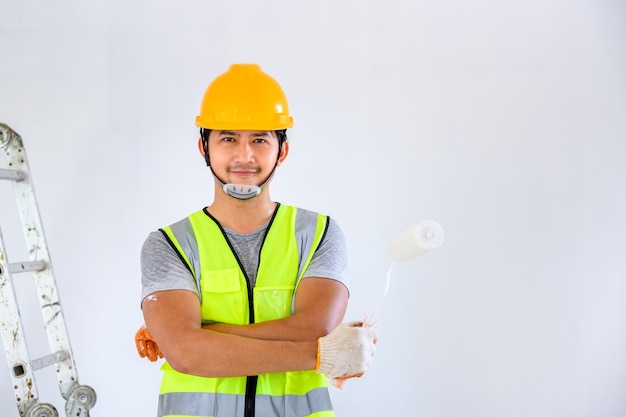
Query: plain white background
1 1 625 416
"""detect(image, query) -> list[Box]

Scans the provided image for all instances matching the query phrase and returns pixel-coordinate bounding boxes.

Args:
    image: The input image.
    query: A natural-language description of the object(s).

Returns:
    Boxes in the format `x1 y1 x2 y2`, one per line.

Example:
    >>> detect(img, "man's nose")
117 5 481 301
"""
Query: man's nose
234 141 254 161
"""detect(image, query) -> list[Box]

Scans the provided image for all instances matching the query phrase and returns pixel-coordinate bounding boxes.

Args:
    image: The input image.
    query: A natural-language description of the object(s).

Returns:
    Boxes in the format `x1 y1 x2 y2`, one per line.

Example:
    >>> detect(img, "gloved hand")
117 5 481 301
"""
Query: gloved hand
316 321 377 380
135 324 163 362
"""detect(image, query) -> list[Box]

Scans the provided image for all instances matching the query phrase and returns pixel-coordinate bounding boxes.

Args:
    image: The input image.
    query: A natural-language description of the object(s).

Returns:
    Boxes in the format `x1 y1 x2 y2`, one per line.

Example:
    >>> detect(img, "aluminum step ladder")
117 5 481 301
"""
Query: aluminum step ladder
0 123 96 417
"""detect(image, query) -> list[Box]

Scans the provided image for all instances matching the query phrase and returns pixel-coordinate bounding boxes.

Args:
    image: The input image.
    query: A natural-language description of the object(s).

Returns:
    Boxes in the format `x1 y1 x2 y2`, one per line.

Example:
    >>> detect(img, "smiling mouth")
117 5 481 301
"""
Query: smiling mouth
229 170 258 176
228 165 260 176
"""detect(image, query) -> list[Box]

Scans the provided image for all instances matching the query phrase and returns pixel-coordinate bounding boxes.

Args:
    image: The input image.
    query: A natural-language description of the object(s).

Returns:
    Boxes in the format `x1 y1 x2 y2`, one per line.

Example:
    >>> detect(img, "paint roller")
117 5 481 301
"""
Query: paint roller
366 220 444 324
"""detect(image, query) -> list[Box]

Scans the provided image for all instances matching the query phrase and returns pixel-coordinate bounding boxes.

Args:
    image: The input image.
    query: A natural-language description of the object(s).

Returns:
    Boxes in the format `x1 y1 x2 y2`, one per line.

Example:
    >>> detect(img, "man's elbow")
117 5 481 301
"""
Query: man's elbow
165 351 231 378
159 339 202 375
164 351 195 374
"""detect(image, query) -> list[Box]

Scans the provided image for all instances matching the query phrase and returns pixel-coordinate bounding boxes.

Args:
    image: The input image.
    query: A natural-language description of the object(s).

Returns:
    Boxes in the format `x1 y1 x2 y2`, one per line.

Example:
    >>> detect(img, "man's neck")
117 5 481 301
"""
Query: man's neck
207 185 277 234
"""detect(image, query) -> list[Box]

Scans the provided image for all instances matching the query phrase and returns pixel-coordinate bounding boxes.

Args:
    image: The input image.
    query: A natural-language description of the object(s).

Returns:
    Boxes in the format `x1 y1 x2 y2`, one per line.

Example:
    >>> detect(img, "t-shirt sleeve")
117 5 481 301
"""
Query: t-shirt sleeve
301 218 349 290
140 230 199 303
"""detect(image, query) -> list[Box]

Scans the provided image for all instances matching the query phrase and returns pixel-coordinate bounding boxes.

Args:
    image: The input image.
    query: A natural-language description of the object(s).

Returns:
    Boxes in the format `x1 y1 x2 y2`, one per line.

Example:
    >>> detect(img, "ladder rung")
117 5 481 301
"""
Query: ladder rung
0 167 25 181
30 351 69 371
9 261 47 273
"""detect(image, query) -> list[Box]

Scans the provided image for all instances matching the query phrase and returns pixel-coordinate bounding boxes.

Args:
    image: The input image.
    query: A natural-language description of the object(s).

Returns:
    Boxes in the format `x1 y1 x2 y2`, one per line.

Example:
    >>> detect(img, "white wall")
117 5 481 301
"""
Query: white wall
1 1 625 416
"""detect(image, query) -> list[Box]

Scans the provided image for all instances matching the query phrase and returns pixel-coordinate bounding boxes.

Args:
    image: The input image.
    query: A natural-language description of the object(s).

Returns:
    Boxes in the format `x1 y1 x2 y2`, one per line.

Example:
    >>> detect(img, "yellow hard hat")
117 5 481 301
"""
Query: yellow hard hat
195 63 293 130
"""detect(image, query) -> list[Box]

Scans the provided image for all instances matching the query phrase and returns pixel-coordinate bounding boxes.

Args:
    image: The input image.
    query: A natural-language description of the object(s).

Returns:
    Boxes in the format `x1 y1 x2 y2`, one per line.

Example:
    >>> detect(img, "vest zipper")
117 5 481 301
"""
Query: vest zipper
207 205 281 417
216 228 257 417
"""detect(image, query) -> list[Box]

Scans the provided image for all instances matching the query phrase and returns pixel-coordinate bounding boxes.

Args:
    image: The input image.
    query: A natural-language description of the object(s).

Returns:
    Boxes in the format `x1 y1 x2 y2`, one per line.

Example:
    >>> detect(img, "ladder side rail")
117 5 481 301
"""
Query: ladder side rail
2 127 80 399
0 229 45 416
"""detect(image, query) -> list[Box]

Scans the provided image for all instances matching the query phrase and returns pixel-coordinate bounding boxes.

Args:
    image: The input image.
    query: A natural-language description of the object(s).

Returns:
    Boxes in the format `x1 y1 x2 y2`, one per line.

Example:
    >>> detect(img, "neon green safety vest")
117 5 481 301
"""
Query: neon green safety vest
157 204 336 417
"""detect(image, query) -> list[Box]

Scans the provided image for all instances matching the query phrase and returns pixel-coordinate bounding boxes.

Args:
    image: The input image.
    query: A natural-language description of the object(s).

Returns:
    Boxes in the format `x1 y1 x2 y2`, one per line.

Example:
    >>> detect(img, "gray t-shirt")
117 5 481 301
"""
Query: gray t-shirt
141 215 348 302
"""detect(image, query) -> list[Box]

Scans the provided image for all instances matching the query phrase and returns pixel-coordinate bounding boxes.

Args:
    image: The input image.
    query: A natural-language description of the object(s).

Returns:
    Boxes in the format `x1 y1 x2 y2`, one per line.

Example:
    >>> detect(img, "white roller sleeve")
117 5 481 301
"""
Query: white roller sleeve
387 220 444 263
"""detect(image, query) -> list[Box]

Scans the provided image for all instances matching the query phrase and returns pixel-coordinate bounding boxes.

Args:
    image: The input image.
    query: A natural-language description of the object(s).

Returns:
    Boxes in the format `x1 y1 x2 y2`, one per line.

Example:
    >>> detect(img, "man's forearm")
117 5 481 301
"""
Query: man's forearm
163 327 318 378
202 316 327 342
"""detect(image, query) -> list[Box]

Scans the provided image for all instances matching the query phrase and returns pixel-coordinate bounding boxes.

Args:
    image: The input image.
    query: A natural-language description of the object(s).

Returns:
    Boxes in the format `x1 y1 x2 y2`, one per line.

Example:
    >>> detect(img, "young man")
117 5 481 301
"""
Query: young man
137 64 377 417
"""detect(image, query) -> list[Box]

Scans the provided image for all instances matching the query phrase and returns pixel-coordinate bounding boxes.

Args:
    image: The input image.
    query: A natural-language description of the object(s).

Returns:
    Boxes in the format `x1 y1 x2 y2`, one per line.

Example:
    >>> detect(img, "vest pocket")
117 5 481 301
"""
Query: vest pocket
201 268 247 324
254 285 295 321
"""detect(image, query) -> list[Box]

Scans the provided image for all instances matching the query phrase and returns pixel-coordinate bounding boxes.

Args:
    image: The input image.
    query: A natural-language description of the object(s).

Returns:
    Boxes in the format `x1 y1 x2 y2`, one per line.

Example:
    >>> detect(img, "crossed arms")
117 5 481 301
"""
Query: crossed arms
141 277 349 378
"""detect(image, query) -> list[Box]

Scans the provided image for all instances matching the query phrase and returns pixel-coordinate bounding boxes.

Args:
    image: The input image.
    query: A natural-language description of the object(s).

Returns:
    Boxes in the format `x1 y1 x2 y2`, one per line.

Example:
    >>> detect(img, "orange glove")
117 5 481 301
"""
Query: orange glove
135 324 163 362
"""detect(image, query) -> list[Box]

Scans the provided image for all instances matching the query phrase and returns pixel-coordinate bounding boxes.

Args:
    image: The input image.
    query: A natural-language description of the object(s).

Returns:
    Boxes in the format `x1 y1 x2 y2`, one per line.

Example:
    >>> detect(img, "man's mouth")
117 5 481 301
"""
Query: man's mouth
228 166 260 177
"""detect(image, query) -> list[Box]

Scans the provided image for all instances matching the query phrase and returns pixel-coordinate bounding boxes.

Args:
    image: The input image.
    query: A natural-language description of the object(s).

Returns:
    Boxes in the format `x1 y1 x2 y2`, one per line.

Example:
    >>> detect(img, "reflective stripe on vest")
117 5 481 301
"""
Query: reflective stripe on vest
158 387 335 417
158 204 335 417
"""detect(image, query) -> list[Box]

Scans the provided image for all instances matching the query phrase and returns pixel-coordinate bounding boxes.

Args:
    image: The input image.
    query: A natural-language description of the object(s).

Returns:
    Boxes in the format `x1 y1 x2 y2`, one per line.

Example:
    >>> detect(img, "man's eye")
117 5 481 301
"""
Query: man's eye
222 137 234 142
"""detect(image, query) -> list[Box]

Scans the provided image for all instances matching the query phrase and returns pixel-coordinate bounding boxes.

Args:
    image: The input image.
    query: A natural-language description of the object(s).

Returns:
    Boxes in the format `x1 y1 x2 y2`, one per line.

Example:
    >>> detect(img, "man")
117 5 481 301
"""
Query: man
136 63 377 417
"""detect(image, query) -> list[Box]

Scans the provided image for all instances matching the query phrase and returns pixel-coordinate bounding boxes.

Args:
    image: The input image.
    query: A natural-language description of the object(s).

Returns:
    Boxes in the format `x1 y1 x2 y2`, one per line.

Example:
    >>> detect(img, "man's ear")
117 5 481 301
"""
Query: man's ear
277 141 289 167
197 137 205 156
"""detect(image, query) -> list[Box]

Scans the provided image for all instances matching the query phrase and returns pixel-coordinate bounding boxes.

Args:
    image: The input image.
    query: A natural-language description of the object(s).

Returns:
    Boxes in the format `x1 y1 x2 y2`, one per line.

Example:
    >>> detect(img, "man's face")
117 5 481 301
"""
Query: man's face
205 130 285 185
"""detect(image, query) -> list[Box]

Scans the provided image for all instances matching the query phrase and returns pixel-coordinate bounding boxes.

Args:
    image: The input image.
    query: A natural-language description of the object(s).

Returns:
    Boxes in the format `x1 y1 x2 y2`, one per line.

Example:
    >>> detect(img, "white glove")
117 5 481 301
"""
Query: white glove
316 321 378 380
